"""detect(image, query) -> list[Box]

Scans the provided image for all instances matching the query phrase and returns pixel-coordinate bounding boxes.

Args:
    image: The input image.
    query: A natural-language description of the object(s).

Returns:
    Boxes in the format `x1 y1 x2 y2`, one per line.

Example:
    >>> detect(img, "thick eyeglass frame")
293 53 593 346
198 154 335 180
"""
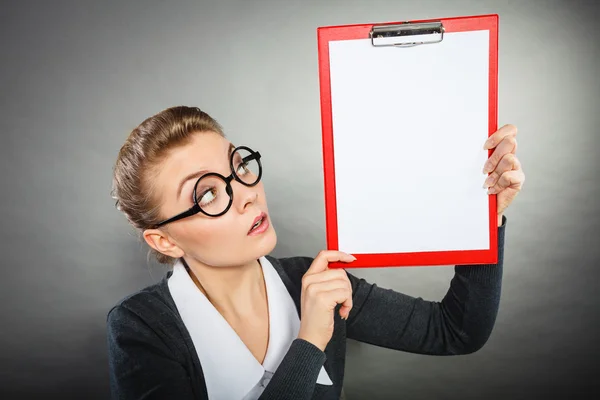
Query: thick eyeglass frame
152 146 262 228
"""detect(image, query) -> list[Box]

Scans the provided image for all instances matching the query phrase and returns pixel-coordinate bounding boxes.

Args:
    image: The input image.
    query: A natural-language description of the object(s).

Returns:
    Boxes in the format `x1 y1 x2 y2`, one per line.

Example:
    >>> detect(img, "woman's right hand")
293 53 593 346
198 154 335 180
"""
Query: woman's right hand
297 251 356 351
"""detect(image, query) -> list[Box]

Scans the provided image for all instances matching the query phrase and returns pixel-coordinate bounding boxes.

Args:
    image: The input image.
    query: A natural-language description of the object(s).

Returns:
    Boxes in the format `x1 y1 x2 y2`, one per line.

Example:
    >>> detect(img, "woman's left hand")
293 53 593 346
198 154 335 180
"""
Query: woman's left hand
482 124 526 224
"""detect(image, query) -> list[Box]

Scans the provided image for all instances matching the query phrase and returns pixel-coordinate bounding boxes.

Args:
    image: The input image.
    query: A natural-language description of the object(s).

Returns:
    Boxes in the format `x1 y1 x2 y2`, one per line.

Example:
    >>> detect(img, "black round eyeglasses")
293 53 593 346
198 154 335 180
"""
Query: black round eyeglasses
152 146 262 228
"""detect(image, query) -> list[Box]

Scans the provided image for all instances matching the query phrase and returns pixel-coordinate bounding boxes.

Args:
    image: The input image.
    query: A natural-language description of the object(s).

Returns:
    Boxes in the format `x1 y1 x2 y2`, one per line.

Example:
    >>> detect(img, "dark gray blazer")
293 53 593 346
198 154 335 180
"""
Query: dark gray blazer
107 217 507 399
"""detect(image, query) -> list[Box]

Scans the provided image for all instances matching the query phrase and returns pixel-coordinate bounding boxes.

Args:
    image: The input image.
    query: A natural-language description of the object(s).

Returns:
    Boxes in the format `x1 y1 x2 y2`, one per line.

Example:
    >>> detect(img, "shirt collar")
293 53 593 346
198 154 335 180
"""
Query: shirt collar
168 256 331 400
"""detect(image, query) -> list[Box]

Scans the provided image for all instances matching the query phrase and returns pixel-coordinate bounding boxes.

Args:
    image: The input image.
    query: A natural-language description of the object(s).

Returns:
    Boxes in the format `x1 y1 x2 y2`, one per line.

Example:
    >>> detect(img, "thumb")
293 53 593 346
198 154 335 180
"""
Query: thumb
306 251 356 277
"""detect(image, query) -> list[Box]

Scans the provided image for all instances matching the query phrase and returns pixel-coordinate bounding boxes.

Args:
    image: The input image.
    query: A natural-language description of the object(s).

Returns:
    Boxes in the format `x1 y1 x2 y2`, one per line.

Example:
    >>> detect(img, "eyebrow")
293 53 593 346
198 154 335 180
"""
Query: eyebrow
176 143 236 201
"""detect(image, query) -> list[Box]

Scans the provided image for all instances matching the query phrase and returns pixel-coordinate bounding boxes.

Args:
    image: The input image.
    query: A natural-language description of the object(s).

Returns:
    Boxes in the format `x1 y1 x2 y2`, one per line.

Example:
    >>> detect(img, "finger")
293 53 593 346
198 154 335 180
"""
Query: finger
305 250 356 276
483 135 518 174
306 279 352 297
324 289 353 317
306 280 353 315
304 270 353 319
339 303 352 320
302 268 350 287
483 153 521 188
324 288 353 316
488 169 525 194
483 124 517 150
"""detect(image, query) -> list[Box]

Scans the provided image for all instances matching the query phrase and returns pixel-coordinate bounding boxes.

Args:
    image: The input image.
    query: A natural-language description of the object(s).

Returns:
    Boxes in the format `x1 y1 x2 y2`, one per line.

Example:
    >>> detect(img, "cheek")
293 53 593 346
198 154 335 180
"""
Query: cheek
178 216 235 248
174 215 245 265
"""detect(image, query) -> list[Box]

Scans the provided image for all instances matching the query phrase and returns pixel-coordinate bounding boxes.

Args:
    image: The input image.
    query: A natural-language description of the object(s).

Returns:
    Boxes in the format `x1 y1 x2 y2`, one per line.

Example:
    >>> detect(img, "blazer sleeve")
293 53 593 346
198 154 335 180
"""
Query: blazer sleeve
107 305 196 400
258 339 327 399
345 216 507 355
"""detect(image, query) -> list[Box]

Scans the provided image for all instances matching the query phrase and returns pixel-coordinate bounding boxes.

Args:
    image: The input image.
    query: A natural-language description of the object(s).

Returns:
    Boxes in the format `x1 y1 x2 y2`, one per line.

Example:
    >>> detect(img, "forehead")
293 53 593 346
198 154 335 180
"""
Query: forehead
167 132 230 168
156 132 231 186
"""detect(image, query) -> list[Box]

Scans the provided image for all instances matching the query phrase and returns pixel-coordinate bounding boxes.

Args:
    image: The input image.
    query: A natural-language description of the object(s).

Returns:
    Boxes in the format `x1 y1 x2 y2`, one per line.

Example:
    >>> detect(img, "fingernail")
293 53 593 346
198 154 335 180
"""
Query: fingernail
487 187 496 194
483 176 493 188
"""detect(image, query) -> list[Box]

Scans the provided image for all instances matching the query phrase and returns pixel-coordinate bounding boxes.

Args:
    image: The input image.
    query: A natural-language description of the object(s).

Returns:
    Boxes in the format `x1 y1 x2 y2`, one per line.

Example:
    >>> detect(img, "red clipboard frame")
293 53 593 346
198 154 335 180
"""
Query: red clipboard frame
317 14 499 269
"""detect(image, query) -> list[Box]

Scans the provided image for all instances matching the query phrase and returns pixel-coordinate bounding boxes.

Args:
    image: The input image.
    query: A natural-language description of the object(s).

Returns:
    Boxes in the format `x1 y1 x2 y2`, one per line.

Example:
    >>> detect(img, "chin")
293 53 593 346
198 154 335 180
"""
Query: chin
253 226 277 260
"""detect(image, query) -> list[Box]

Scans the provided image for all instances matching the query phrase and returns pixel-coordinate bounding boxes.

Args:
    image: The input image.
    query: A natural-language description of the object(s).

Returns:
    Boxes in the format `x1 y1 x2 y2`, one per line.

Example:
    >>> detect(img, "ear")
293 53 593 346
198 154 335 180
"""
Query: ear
142 228 185 259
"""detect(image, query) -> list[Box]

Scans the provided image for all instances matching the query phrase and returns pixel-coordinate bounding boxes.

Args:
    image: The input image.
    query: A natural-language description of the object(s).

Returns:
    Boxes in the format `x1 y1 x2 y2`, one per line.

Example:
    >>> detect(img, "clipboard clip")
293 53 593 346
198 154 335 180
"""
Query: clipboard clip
370 21 444 47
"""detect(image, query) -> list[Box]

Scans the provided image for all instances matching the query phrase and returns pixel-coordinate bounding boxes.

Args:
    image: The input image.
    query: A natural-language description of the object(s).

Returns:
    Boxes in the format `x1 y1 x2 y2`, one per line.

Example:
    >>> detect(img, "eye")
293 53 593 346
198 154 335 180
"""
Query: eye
236 161 250 176
233 153 248 175
198 187 218 206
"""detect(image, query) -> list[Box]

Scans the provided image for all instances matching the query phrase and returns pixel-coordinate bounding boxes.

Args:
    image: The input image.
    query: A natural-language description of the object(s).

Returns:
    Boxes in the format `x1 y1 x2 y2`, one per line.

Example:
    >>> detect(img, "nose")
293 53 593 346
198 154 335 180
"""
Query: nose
232 179 259 213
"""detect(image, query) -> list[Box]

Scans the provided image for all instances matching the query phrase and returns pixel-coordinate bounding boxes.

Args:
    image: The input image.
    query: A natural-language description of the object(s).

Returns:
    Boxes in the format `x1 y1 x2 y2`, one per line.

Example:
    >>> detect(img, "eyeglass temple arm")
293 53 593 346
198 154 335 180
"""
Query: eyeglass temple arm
154 204 199 228
242 152 260 163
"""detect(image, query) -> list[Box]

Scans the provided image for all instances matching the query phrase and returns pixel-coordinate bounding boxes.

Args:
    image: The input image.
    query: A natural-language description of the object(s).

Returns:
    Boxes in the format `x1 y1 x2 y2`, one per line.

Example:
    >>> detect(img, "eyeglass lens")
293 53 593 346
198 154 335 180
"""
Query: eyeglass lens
232 148 260 185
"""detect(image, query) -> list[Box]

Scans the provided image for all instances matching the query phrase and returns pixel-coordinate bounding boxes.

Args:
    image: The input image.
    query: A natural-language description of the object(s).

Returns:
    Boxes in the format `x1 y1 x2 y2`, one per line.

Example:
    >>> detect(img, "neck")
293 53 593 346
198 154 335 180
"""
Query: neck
182 257 266 319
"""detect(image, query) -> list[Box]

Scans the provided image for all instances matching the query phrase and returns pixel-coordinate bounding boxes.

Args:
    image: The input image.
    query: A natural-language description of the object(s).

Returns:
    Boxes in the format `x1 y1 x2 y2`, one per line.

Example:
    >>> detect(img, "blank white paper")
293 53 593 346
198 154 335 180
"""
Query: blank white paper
328 30 490 255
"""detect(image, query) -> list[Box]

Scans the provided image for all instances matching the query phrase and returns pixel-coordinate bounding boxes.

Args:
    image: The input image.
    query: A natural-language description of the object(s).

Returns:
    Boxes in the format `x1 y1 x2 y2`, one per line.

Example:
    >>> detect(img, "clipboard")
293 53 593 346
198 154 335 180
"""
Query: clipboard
317 14 498 269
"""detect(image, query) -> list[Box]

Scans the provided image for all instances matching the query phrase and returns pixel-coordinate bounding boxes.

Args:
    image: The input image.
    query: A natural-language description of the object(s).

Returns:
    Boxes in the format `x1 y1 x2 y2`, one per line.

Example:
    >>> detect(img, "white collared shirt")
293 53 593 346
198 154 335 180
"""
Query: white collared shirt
168 256 332 400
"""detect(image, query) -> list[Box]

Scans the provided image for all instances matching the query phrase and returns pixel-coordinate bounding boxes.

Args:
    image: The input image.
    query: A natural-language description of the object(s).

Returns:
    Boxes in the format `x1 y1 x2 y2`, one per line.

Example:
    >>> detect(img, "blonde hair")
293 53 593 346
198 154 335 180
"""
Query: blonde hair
111 106 225 265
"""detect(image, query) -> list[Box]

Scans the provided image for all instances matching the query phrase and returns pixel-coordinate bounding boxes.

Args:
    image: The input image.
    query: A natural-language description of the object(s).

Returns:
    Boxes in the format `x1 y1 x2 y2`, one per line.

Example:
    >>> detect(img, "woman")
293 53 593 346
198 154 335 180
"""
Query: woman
107 106 524 399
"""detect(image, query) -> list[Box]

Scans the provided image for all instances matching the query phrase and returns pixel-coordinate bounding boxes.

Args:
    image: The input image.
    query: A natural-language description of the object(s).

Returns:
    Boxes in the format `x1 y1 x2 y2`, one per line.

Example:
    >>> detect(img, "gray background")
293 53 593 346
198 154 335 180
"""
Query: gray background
1 0 598 399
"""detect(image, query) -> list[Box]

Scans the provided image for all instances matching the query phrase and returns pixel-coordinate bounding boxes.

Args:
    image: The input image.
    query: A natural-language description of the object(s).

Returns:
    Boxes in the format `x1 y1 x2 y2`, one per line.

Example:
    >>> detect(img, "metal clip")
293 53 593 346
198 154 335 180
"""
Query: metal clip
370 21 444 47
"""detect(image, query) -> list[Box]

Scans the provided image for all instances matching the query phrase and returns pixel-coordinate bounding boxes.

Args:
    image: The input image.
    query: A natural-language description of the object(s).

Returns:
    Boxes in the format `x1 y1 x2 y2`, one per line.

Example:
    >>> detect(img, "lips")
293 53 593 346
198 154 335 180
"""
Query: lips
248 212 267 234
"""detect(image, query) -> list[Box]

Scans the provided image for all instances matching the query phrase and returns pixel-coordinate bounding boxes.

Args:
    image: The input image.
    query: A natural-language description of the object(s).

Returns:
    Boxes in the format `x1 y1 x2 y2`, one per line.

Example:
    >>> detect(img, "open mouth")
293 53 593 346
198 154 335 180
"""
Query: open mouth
248 212 268 235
